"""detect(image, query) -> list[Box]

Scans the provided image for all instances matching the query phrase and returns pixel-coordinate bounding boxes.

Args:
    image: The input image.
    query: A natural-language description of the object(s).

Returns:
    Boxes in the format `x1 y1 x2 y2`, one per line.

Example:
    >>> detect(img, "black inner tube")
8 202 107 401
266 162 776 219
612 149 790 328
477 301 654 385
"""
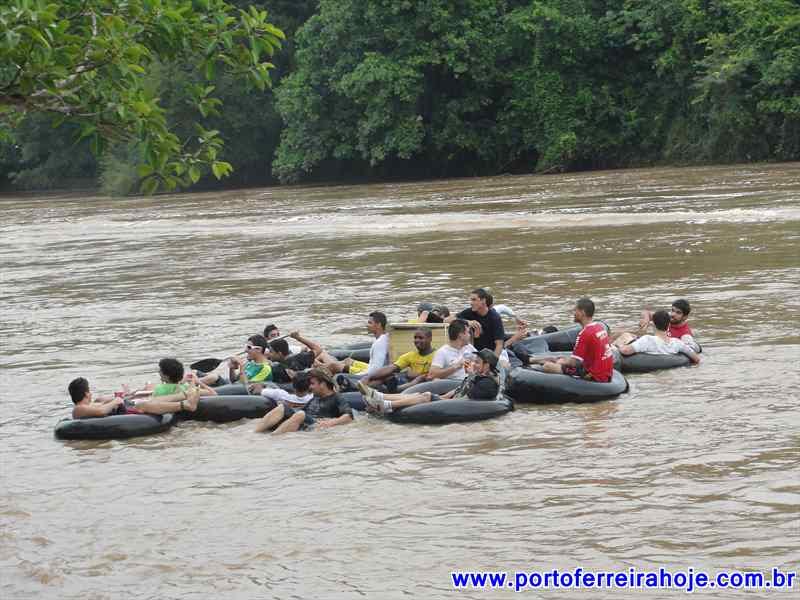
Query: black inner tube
54 413 175 440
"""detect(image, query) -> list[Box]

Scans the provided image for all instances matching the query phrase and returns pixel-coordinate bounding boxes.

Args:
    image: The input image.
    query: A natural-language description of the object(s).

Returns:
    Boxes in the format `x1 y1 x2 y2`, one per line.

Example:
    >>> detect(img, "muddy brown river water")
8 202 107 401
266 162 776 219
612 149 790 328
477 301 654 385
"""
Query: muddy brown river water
1 163 799 599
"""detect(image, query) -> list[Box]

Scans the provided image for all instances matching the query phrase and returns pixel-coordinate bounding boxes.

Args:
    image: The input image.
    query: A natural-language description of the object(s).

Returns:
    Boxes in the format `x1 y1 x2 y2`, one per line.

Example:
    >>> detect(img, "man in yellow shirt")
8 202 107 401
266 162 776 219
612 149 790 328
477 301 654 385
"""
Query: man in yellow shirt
362 328 435 390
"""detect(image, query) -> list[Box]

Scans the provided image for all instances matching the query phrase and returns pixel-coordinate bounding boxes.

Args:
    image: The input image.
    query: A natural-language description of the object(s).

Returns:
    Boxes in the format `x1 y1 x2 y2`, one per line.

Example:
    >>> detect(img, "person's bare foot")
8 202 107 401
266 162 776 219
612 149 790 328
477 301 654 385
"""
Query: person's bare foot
183 386 200 412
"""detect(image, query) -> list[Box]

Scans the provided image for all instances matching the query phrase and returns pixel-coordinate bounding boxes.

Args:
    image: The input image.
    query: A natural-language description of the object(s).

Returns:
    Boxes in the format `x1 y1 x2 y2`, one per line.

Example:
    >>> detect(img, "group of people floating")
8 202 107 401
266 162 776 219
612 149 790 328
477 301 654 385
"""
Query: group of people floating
67 288 701 433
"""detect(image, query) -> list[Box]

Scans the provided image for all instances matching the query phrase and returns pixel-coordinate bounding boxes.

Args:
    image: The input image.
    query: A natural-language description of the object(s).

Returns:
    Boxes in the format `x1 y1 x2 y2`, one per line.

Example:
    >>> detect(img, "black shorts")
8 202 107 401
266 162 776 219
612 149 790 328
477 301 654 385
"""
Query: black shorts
562 363 610 382
562 362 589 379
282 406 316 430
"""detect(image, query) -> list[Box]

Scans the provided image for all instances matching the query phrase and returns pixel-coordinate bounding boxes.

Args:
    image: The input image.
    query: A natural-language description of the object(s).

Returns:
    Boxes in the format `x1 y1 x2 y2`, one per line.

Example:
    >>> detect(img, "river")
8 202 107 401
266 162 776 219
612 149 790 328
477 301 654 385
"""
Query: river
1 163 799 599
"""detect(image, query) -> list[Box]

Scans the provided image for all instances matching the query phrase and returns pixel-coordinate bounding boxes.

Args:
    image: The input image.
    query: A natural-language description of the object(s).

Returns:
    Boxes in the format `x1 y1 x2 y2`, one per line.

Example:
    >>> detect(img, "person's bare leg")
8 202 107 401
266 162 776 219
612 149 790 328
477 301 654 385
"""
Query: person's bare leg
382 392 431 408
273 411 306 434
254 403 285 433
200 372 220 386
138 387 199 415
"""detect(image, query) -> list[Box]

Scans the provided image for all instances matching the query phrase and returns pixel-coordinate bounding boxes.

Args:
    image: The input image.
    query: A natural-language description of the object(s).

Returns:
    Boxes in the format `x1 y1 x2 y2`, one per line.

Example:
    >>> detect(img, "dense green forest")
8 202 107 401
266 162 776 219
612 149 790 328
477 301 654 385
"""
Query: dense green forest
1 0 798 194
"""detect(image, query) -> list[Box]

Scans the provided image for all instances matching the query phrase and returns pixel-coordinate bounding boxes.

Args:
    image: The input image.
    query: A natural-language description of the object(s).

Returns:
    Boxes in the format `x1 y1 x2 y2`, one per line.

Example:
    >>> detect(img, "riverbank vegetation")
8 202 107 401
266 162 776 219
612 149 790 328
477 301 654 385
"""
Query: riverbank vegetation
1 0 798 193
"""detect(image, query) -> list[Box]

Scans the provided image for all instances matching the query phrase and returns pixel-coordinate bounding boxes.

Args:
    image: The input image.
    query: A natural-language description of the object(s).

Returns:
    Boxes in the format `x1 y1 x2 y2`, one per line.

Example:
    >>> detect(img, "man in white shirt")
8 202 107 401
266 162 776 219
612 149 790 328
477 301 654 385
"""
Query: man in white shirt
429 319 478 380
615 310 700 364
360 311 390 385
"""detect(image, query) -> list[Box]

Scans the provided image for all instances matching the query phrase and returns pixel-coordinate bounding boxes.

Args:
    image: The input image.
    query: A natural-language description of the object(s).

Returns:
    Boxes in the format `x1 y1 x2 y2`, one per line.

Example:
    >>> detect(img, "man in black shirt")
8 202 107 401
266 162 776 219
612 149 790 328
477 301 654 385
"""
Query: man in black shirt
359 349 500 415
264 338 315 384
254 368 353 433
450 288 505 357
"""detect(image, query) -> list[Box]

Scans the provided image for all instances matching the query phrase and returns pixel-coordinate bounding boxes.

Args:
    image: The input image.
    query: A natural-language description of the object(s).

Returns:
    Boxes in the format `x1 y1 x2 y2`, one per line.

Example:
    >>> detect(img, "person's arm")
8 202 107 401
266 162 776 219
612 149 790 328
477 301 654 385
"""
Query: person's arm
289 331 324 357
504 324 529 348
684 349 701 365
675 341 701 364
439 389 456 400
491 311 505 357
397 375 426 390
618 336 648 357
428 359 463 379
316 396 354 429
316 413 353 429
681 335 701 353
365 363 400 382
636 309 653 334
73 398 123 418
466 320 482 338
228 357 241 383
493 338 504 358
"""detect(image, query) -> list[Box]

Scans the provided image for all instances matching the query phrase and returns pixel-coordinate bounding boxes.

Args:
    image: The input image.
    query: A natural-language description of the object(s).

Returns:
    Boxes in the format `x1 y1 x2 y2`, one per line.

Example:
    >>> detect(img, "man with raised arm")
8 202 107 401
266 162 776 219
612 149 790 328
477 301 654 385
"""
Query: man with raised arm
447 288 505 358
615 309 700 364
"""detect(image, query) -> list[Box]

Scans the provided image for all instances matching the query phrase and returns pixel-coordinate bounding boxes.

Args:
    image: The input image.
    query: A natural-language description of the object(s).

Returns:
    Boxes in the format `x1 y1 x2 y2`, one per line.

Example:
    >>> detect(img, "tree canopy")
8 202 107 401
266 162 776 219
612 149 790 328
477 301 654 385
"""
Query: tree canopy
0 0 284 193
1 1 798 193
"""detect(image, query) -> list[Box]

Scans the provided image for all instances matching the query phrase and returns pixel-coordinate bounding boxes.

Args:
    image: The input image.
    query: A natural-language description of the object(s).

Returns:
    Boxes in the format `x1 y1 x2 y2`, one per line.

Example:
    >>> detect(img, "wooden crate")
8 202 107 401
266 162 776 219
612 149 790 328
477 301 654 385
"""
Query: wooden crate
387 322 448 361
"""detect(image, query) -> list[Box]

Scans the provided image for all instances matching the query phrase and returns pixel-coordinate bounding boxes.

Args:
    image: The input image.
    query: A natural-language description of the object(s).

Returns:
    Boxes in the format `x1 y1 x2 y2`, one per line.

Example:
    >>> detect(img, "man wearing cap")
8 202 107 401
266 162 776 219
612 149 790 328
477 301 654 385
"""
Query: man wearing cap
254 368 353 433
358 349 500 415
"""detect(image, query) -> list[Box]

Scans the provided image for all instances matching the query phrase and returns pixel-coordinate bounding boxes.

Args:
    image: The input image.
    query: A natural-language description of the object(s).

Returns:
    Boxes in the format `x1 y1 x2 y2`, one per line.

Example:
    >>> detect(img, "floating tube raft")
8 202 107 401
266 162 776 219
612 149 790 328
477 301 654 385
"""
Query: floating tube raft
183 396 277 423
387 396 514 425
212 382 294 396
402 379 461 395
329 346 371 362
54 413 175 440
340 391 366 411
507 367 629 404
339 379 461 410
529 325 581 352
510 336 550 356
342 379 513 425
617 352 691 373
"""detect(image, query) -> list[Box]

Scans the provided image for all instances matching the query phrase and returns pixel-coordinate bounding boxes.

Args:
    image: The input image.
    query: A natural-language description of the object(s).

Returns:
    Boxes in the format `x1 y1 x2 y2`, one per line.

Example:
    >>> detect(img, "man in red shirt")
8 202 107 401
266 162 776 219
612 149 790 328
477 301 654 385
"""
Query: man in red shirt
535 297 614 382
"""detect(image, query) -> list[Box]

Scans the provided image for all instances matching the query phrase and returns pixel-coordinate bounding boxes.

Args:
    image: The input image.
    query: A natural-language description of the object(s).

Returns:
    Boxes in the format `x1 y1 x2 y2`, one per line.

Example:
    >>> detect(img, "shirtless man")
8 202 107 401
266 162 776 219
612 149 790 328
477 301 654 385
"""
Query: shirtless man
69 361 201 418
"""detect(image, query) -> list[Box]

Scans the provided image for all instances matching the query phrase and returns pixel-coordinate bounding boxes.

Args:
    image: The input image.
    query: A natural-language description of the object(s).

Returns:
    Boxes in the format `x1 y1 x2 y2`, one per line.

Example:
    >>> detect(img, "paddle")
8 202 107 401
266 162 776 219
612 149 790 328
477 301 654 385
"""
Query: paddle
190 355 241 373
189 334 291 372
